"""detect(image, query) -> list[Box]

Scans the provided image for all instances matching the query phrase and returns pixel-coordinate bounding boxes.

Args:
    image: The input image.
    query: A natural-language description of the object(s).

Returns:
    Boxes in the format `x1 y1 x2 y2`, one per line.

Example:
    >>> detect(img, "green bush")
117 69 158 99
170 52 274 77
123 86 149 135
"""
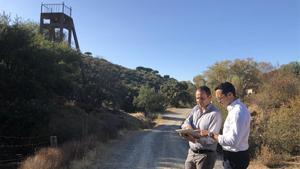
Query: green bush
263 96 300 154
133 86 167 116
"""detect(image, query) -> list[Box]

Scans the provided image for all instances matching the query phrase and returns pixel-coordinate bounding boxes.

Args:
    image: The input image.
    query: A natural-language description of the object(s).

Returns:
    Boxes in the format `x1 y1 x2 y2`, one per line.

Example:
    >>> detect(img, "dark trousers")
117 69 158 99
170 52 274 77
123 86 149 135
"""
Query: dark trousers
223 149 249 169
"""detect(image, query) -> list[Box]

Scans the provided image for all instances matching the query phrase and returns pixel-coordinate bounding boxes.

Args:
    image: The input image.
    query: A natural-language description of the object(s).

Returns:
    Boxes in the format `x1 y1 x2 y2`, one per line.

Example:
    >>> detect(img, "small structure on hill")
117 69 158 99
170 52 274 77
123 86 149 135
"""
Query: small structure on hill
39 2 80 50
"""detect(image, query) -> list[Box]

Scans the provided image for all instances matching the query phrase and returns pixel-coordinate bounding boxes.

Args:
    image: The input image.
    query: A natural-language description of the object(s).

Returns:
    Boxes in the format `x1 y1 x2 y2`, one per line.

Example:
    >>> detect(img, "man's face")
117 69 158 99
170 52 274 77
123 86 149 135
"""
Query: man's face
215 89 231 107
195 90 211 107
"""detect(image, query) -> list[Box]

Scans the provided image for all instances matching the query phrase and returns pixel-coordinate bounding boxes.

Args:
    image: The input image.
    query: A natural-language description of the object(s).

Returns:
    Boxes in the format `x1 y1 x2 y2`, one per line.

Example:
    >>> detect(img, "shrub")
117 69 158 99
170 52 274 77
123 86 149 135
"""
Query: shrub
18 137 97 169
263 96 300 154
259 145 284 168
133 86 167 116
18 148 63 169
254 72 299 110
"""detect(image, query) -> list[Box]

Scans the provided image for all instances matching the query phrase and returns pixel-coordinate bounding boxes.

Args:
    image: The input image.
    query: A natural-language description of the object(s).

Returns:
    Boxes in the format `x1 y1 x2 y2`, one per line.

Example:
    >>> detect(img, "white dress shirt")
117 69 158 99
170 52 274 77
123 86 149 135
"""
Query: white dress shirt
218 99 251 152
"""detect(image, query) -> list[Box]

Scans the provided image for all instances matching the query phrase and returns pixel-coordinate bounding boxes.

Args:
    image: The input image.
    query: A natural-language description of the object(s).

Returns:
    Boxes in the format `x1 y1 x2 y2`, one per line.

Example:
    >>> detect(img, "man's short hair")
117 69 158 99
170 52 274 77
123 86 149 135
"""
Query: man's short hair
215 82 236 97
197 86 211 96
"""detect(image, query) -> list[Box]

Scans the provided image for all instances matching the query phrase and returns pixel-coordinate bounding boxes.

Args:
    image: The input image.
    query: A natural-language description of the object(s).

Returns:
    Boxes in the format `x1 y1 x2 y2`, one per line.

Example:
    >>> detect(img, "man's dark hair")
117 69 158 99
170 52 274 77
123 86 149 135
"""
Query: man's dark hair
214 82 236 97
197 86 211 96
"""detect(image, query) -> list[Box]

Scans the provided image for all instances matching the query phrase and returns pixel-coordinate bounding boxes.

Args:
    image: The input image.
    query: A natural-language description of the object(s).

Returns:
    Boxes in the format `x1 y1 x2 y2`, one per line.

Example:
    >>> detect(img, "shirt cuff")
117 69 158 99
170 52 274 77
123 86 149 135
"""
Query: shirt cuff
217 134 223 144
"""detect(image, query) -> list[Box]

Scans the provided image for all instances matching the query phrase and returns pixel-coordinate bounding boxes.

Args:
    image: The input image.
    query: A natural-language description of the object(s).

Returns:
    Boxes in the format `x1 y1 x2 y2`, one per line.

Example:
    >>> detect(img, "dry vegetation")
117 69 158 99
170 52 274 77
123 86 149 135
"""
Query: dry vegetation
19 148 63 169
249 96 300 167
17 111 151 169
18 136 98 169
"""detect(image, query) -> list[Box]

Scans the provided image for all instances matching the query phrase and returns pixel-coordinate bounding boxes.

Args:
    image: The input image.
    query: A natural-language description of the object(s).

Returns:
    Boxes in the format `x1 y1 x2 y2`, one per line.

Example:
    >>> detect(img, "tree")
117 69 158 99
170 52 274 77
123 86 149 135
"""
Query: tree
0 15 81 136
257 62 274 73
133 86 166 116
254 70 300 110
200 59 262 99
193 74 206 88
204 60 232 88
280 61 300 76
160 80 194 107
136 66 153 73
230 58 261 98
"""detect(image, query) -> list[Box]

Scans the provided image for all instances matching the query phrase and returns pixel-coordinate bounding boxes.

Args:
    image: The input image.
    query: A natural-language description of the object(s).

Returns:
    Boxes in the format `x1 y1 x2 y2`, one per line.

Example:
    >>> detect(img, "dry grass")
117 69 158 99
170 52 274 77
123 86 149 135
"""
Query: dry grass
249 159 300 169
283 156 300 169
130 112 147 122
259 145 284 168
18 110 150 169
18 148 64 169
18 110 149 169
254 145 300 169
130 112 153 128
62 136 97 162
248 160 270 169
18 137 97 169
166 107 191 115
68 149 97 169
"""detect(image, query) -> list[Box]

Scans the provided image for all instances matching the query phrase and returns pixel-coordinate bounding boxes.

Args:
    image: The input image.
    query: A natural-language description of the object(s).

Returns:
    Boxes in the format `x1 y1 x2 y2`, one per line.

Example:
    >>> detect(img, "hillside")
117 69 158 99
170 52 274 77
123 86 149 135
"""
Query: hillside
1 13 300 169
0 15 195 168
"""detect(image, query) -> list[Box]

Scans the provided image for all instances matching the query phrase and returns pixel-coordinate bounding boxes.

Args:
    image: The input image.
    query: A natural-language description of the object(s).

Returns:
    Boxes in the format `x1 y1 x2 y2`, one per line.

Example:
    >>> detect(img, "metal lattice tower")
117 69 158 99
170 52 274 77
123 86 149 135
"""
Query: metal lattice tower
40 3 80 50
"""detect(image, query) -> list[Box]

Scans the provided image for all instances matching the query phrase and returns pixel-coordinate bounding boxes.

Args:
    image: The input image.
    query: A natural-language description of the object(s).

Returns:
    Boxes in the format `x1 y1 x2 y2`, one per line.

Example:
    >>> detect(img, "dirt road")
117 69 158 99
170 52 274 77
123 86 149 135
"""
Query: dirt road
91 108 223 169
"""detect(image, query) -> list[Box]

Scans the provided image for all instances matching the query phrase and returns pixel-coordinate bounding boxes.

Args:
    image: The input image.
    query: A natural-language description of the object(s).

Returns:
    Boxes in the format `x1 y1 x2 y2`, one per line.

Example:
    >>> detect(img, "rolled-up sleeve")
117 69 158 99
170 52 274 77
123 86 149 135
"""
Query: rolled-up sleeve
181 110 194 129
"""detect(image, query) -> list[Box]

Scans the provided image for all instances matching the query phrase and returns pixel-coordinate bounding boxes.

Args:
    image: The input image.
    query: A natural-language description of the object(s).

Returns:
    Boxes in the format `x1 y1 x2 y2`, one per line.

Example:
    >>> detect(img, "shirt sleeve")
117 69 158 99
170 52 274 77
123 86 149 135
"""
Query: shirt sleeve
208 111 223 134
218 106 245 146
181 108 195 129
197 111 222 145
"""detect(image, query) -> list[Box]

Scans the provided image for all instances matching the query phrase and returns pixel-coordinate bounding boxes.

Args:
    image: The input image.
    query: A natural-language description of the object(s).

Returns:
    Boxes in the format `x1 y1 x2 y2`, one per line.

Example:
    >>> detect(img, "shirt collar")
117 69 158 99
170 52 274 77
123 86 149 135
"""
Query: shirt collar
206 103 213 112
227 98 240 112
197 103 212 114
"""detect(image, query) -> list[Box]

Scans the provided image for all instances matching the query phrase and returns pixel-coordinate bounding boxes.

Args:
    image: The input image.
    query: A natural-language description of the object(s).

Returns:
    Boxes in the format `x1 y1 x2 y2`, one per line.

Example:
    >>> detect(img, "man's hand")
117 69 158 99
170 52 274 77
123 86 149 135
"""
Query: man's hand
180 125 197 143
182 125 193 130
198 130 219 141
182 133 196 143
199 130 209 137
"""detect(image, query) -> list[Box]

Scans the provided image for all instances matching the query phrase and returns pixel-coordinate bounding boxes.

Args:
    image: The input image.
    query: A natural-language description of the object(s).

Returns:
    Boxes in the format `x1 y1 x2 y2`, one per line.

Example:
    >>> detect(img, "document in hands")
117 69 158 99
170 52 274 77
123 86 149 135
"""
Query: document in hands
175 129 200 138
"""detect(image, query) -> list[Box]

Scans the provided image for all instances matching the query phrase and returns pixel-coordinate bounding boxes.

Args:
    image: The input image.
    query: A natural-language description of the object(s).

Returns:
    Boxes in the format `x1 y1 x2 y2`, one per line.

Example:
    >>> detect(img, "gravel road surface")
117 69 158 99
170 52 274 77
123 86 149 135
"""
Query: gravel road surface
91 108 223 169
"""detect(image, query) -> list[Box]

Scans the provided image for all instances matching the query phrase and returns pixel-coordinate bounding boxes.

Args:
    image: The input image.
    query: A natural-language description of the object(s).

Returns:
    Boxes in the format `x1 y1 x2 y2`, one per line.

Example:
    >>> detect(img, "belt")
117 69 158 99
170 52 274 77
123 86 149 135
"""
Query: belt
191 149 214 154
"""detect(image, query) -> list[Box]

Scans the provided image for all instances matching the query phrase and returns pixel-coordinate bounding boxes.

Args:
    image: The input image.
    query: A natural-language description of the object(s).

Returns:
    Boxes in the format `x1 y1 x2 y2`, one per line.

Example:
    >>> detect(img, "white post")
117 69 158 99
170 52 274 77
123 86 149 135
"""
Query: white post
50 136 57 147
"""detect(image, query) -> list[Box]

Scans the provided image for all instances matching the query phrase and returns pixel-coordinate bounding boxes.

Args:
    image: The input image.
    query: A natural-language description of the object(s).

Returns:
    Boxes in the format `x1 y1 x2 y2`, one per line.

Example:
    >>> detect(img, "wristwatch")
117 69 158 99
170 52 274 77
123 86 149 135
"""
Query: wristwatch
208 132 214 138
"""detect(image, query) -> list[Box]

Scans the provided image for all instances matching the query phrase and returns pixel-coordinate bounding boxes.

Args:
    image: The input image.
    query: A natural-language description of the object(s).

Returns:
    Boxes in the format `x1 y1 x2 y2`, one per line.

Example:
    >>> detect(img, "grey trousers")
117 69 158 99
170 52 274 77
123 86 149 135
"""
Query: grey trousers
185 149 217 169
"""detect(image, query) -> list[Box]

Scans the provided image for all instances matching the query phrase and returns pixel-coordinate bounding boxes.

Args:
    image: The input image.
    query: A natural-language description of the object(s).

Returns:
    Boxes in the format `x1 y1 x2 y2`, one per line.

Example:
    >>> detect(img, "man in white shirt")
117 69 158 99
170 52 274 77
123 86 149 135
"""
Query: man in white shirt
200 82 251 169
181 86 222 169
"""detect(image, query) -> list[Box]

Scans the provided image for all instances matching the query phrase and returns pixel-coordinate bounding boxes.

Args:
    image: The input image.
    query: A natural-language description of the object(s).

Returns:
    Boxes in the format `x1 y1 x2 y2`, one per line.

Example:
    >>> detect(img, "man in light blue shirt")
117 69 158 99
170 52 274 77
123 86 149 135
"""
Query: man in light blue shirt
200 82 251 169
181 86 222 169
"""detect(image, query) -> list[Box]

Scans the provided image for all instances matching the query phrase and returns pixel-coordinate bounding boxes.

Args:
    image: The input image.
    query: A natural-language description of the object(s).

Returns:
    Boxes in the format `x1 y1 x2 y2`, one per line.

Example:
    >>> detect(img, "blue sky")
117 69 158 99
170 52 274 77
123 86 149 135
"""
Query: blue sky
1 0 299 81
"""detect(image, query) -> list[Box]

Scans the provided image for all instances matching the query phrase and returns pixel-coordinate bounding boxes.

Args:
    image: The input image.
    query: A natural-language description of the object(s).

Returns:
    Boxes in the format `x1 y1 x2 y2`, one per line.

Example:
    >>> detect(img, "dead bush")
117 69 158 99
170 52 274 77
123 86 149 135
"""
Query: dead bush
61 136 97 162
18 137 97 169
18 148 63 169
259 145 284 168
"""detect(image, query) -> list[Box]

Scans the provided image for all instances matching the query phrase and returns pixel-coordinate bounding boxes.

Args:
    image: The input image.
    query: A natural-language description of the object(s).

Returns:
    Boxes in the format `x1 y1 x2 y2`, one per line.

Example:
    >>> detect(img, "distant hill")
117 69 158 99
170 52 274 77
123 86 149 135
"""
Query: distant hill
0 14 196 167
0 14 195 142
